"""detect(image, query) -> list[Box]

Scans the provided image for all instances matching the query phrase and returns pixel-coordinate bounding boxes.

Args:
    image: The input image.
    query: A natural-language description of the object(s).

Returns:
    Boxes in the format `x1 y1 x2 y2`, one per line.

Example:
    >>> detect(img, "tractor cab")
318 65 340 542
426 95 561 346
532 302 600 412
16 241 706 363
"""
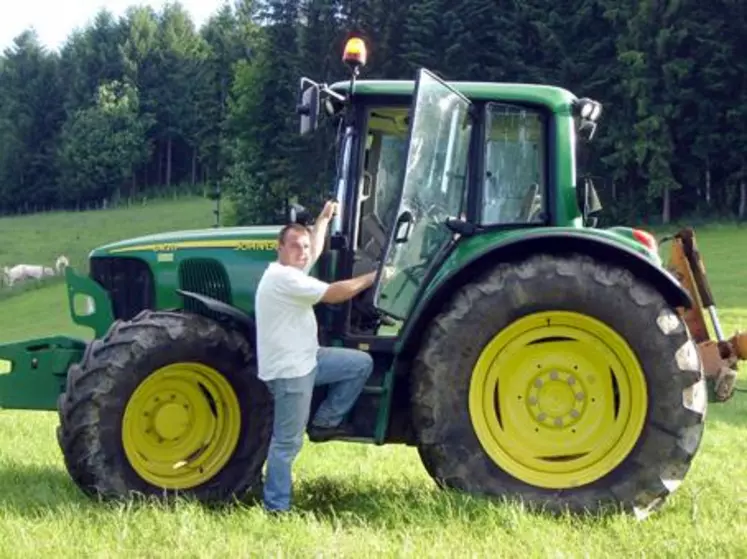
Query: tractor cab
296 37 601 342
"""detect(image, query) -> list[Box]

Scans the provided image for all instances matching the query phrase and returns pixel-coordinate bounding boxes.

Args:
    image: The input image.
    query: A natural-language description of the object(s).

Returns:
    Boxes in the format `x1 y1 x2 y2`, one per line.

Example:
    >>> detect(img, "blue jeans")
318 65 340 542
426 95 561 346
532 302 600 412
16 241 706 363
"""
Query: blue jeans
262 346 373 512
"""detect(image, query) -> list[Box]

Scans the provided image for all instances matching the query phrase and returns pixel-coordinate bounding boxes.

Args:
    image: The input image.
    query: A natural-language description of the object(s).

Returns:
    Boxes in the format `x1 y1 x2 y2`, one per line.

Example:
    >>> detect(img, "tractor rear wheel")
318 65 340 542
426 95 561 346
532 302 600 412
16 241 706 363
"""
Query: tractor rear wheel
56 309 272 503
411 253 706 518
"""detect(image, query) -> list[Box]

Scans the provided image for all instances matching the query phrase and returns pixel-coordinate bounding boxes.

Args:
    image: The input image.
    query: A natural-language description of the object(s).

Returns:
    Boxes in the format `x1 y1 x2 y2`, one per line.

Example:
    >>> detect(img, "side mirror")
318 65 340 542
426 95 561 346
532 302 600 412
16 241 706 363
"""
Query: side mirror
297 78 320 135
585 178 603 214
579 177 603 227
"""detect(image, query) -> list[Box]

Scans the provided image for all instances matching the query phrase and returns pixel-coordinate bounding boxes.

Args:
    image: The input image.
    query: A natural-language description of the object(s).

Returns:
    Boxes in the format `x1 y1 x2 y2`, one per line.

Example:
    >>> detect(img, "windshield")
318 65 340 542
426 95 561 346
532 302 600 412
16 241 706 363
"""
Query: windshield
374 70 472 319
481 102 547 224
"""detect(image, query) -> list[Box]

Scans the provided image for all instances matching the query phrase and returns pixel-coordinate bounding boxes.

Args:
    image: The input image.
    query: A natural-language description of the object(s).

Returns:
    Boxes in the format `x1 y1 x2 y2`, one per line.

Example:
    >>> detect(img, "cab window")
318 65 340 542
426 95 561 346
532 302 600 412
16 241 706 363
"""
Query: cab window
481 103 547 225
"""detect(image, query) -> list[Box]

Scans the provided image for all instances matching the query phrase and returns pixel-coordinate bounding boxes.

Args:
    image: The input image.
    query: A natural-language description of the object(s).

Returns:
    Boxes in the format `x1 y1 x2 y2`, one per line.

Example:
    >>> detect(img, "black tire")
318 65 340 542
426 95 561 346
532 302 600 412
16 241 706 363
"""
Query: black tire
411 253 707 518
56 309 272 503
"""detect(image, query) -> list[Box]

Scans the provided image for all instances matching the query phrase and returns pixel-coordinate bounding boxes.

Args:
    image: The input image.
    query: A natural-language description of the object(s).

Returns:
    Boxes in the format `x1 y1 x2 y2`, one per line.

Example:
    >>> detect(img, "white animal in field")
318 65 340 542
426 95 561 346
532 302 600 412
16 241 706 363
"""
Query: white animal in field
2 254 70 287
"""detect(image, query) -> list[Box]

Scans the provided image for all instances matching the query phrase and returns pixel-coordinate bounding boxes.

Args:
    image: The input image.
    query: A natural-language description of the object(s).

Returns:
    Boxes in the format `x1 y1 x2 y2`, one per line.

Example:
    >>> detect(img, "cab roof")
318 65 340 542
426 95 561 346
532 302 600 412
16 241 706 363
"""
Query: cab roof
329 79 578 113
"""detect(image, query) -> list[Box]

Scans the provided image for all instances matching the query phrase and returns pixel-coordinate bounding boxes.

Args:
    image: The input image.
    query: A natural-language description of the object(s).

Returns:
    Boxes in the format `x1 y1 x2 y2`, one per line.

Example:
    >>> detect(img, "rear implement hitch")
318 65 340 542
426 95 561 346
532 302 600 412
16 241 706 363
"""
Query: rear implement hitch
661 227 747 401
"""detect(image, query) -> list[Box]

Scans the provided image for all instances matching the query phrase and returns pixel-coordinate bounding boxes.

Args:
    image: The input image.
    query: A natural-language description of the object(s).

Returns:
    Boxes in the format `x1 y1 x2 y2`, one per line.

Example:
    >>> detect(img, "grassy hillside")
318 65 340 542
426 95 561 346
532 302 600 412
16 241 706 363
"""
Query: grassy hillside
0 206 745 556
0 196 217 305
0 196 216 273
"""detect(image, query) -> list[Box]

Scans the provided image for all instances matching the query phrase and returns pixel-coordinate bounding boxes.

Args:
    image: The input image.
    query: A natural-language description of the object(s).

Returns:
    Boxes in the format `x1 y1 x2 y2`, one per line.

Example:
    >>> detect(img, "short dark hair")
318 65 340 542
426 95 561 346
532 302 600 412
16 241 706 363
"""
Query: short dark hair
278 223 311 245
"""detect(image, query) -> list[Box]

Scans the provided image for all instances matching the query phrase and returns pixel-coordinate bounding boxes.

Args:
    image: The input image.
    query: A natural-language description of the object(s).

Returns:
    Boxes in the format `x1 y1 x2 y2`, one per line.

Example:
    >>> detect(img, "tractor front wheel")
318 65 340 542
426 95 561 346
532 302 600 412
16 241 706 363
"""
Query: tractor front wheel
411 253 707 518
56 310 272 503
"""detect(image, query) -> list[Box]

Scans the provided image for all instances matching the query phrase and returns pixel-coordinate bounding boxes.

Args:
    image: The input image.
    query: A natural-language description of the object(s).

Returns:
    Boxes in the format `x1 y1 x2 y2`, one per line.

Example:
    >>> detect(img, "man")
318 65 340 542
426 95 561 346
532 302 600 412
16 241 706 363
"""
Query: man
255 200 388 514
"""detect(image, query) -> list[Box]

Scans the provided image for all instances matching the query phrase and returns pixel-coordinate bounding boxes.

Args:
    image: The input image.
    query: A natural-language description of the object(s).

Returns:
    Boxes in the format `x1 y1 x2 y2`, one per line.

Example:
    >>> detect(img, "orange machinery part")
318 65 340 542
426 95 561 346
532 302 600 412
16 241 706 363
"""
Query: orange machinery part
735 332 747 360
664 228 746 399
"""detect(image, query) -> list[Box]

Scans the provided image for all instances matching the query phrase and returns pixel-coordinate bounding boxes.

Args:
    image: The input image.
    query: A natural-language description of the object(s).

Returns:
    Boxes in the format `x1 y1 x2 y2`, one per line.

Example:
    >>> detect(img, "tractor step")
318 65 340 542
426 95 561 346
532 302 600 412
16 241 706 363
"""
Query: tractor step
346 367 396 444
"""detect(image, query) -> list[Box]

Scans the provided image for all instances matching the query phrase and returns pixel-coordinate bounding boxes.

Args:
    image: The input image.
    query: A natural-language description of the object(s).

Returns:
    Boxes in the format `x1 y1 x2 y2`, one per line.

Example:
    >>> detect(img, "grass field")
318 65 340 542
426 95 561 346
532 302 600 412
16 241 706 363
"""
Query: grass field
0 196 218 302
0 196 217 272
0 203 746 557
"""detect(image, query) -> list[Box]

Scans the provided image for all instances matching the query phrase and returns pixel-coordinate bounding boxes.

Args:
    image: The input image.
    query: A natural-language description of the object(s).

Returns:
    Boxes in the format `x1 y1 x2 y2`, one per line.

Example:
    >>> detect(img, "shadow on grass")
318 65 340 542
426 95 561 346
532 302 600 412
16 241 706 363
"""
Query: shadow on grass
705 379 747 428
284 475 591 528
0 462 95 515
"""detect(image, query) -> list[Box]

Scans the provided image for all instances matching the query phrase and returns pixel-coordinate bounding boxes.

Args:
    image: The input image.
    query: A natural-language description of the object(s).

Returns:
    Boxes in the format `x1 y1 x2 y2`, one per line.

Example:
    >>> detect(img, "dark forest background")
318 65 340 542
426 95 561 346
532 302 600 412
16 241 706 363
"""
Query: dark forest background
0 0 745 226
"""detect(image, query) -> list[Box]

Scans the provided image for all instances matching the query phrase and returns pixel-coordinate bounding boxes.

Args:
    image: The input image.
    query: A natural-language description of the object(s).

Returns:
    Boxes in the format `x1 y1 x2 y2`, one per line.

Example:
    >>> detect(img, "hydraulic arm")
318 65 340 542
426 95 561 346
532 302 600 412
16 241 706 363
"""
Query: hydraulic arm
663 227 747 401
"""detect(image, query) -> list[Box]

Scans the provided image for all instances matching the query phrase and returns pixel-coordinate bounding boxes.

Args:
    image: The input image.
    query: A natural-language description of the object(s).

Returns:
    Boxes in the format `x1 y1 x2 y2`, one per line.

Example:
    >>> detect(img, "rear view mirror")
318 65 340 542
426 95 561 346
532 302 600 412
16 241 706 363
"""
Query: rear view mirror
297 78 320 135
579 177 603 227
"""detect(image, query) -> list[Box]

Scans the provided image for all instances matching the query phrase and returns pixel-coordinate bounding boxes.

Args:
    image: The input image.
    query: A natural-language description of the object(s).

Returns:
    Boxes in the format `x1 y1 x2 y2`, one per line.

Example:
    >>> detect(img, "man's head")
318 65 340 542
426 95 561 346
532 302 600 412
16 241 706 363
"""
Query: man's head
277 223 312 270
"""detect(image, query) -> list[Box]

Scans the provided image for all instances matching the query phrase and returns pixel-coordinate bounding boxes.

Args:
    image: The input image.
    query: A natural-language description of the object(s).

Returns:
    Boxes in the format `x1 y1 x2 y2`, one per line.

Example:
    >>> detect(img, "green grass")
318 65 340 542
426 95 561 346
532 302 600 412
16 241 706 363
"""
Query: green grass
0 196 217 303
0 208 746 556
0 196 216 272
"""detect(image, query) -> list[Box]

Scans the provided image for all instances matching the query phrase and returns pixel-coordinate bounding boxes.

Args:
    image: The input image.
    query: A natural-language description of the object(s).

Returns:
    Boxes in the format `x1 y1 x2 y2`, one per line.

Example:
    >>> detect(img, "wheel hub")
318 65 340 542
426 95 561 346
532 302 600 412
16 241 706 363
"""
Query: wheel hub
152 400 190 441
528 370 586 428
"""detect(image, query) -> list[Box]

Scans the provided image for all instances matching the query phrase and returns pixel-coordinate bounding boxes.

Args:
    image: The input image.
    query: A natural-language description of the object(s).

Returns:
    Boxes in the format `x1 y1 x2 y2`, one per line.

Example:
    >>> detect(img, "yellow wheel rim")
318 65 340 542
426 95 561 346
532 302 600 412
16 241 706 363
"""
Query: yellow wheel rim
121 362 241 490
469 311 648 489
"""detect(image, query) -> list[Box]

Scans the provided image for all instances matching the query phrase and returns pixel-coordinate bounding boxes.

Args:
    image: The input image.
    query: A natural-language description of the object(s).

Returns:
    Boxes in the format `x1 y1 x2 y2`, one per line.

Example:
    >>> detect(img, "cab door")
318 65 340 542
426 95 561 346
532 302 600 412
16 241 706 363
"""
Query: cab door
372 69 473 320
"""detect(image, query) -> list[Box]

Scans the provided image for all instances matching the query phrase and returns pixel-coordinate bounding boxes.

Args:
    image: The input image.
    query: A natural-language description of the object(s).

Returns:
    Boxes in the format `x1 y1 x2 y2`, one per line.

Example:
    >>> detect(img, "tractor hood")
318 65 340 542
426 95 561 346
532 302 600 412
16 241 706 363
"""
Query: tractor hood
90 225 283 257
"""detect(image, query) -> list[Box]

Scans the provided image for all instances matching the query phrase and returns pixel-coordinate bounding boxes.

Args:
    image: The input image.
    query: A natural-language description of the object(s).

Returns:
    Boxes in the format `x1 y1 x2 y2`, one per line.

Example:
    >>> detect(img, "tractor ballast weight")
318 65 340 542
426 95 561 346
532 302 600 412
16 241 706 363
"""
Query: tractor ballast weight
0 37 716 520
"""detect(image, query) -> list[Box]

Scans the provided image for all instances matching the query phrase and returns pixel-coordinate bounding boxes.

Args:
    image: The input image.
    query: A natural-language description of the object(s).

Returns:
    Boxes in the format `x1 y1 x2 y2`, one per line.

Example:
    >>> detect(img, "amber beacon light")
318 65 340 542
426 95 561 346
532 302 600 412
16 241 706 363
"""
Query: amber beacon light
342 37 367 72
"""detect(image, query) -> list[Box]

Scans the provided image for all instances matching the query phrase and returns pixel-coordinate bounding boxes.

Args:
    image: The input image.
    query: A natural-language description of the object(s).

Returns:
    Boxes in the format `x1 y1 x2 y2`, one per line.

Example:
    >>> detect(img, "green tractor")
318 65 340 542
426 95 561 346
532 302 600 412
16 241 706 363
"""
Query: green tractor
0 37 706 519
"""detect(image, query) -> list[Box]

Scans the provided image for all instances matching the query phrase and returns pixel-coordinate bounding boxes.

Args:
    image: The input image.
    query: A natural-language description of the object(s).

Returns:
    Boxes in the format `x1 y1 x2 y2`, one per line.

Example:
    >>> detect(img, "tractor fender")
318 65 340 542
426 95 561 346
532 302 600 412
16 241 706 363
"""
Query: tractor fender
398 231 693 357
176 289 256 342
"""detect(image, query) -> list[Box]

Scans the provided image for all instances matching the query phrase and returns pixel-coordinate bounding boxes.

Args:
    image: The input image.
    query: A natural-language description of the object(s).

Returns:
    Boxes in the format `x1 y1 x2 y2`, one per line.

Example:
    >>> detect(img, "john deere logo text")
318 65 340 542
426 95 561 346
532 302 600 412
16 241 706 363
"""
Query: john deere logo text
235 240 278 251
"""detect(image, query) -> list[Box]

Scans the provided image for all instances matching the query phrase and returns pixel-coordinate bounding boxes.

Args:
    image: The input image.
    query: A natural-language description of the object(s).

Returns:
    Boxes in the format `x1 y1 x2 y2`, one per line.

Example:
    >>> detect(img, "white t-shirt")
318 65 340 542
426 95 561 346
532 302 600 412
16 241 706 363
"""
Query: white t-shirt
254 261 330 381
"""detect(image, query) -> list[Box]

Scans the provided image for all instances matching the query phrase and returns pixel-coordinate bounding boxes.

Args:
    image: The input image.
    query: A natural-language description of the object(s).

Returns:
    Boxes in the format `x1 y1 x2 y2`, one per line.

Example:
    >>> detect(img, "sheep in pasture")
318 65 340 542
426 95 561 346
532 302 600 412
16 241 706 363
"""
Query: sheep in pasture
2 254 70 287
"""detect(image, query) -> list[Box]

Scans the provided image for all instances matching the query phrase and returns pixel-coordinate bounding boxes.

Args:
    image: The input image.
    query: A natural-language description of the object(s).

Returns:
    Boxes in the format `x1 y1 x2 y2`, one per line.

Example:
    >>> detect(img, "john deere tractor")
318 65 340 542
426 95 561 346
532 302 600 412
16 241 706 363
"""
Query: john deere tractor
0 37 742 519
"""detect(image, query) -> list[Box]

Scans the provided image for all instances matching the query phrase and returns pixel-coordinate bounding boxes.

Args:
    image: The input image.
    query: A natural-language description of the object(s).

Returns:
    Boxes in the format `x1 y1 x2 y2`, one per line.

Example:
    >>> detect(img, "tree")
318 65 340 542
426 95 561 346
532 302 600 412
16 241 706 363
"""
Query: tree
56 80 153 206
0 31 65 212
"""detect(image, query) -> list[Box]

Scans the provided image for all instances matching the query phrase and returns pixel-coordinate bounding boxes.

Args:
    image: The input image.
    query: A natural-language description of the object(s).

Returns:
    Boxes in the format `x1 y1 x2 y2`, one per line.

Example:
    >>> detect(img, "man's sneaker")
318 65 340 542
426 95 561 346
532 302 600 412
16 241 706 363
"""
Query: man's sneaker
307 421 356 442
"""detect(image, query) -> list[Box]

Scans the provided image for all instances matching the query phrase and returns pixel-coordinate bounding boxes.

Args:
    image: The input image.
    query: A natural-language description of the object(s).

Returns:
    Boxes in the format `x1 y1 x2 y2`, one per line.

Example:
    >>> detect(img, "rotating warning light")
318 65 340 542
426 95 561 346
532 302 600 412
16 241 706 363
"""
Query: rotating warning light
343 37 367 68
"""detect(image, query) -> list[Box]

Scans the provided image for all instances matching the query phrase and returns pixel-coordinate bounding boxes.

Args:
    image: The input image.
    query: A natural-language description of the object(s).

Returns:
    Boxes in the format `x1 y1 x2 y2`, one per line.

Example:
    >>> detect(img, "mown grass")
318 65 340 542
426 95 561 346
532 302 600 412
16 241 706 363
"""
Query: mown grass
0 208 746 557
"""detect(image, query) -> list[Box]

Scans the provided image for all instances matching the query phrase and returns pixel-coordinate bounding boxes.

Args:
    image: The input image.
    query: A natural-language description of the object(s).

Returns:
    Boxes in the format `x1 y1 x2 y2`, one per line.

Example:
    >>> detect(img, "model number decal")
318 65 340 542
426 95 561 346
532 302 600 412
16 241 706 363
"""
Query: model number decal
153 243 179 252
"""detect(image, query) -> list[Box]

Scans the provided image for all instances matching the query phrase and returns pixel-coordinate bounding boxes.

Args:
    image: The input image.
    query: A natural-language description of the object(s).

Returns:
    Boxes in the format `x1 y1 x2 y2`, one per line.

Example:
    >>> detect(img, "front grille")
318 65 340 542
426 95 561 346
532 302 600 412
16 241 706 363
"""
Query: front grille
178 258 232 316
90 257 155 321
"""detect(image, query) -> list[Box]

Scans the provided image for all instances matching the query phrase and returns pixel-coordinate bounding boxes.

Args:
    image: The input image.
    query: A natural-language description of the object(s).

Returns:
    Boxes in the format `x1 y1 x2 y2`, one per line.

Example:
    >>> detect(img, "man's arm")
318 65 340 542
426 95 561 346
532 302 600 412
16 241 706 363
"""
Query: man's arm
309 200 337 266
319 266 395 305
320 271 377 304
310 216 331 265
